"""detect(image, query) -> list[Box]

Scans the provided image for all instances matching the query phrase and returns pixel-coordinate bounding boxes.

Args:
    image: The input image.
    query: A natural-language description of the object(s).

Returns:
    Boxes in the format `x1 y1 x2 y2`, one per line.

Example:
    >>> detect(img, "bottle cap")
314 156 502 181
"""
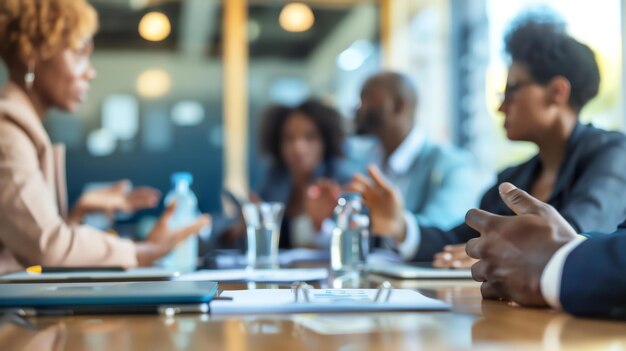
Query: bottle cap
171 172 193 185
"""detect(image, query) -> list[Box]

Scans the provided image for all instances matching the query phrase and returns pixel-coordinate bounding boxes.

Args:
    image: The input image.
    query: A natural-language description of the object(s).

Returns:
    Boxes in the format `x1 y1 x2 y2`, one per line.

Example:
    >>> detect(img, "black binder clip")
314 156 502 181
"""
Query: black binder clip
292 282 313 303
374 281 393 302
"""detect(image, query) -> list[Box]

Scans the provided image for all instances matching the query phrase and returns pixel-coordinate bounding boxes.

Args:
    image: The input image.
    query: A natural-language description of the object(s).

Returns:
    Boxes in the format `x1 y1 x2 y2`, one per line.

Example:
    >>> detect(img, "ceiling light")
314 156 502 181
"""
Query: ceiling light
279 3 315 33
138 11 171 42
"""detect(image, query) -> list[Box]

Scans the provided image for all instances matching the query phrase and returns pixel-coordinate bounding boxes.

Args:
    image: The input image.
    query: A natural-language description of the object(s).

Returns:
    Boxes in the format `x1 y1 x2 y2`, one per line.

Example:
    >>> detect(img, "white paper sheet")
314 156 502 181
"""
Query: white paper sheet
210 288 450 315
176 268 328 283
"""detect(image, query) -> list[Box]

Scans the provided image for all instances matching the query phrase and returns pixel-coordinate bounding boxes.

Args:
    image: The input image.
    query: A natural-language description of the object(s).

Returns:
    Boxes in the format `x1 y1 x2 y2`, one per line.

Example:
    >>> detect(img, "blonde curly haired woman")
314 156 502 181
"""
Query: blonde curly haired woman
0 0 209 273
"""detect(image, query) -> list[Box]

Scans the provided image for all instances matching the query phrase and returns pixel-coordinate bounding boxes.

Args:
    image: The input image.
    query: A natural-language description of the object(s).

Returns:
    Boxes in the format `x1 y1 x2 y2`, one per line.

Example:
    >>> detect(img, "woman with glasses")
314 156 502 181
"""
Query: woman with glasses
350 16 626 267
0 0 209 273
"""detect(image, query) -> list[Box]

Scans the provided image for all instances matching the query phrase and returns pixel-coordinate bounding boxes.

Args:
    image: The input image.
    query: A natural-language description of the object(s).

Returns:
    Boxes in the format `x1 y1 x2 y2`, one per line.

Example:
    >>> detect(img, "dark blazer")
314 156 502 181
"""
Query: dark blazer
256 158 355 248
412 123 626 261
560 223 626 319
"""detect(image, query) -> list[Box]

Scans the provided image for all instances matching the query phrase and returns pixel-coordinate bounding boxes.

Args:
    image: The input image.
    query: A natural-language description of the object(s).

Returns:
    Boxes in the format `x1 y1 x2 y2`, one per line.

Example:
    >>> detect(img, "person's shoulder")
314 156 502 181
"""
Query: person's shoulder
0 111 32 145
424 141 474 167
0 112 39 164
578 123 626 148
0 93 43 148
572 124 626 167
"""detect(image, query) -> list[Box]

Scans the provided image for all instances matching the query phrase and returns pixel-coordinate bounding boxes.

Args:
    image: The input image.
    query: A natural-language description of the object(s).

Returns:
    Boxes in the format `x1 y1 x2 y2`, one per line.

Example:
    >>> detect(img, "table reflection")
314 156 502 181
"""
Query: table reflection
472 300 626 350
0 320 66 351
2 276 625 351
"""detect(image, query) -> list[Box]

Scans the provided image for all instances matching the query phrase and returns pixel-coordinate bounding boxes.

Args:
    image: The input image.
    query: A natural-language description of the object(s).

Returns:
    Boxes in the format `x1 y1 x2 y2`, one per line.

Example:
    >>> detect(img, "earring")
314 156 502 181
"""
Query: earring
24 61 35 90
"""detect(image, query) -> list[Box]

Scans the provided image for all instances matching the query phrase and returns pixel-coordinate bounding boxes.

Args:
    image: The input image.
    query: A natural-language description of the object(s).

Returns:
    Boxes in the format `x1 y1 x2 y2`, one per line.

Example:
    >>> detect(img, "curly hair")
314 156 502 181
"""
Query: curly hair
0 0 98 61
504 13 600 112
259 99 345 169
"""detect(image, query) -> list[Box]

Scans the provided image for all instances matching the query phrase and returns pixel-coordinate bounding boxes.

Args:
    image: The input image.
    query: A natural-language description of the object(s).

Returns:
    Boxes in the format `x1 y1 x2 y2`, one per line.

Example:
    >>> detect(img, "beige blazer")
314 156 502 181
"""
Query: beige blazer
0 82 137 274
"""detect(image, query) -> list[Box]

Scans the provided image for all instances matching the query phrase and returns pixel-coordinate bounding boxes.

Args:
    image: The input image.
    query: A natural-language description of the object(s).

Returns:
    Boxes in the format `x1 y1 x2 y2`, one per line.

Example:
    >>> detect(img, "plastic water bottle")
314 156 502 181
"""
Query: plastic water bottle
159 172 199 273
330 192 370 275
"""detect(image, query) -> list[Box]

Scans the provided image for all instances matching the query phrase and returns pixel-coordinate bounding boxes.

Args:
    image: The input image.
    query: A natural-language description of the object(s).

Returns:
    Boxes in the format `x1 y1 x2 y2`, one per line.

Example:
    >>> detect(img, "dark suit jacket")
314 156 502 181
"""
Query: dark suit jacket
412 123 626 261
560 223 626 319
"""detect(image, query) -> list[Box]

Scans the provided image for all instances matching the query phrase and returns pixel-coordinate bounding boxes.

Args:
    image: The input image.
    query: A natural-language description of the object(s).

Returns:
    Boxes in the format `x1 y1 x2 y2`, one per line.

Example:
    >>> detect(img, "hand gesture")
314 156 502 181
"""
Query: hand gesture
433 244 477 269
71 180 160 221
305 179 342 231
465 182 579 306
135 202 211 266
347 165 407 242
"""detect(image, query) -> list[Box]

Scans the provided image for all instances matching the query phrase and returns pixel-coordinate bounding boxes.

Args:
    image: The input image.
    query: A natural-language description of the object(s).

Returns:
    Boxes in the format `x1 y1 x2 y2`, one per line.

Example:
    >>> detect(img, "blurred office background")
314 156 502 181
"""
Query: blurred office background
0 0 622 233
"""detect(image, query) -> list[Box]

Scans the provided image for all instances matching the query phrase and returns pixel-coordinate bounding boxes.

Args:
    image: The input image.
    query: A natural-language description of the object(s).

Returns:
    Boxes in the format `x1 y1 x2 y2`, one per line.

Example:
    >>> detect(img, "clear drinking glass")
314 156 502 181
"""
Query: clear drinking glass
242 202 284 269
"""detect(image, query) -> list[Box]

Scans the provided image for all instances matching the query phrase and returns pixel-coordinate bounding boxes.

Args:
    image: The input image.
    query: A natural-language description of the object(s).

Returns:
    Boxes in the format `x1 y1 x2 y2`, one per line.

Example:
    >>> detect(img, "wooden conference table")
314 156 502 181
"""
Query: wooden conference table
2 273 626 351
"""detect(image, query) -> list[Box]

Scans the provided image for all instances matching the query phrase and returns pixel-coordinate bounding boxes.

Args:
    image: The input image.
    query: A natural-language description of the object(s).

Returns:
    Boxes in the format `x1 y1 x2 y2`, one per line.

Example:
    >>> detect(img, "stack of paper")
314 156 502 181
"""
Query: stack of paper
210 288 450 315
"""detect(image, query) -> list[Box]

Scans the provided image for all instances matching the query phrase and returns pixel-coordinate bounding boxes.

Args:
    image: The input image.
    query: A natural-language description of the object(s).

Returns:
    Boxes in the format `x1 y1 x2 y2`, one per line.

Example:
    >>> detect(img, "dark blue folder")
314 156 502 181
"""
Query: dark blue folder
0 281 218 315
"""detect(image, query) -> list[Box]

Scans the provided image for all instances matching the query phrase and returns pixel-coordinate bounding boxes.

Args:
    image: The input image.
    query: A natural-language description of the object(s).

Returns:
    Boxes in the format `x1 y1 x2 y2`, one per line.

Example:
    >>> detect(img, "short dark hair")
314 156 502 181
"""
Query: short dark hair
259 99 345 169
504 13 600 112
361 72 419 113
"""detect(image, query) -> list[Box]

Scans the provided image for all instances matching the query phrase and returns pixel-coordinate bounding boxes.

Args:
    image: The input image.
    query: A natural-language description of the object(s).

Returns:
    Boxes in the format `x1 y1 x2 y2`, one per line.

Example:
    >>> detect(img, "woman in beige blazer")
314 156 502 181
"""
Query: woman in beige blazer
0 0 209 274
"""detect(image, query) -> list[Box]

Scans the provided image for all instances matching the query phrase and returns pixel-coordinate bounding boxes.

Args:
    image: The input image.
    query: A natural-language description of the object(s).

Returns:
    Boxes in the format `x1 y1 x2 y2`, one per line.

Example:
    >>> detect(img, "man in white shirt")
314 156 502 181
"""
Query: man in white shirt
346 72 483 257
466 182 626 319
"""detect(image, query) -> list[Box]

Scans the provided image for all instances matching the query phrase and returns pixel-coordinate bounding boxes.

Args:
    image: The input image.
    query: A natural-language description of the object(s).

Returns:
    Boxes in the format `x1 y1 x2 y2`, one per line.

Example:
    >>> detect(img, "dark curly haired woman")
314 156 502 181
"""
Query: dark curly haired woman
255 99 356 249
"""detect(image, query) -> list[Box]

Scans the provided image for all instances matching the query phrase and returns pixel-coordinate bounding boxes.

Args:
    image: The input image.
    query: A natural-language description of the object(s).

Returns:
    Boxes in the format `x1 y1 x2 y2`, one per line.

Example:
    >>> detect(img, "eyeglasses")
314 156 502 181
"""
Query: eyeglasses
500 80 537 104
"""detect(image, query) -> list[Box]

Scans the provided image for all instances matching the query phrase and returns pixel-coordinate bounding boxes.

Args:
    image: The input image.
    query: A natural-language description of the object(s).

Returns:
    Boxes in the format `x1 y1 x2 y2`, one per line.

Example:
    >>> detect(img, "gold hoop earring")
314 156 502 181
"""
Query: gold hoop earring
25 62 35 90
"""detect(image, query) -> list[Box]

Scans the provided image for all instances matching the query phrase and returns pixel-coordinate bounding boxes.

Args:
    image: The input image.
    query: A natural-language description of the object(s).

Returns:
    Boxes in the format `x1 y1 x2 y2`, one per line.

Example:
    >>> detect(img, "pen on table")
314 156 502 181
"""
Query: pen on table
215 290 234 301
26 265 126 274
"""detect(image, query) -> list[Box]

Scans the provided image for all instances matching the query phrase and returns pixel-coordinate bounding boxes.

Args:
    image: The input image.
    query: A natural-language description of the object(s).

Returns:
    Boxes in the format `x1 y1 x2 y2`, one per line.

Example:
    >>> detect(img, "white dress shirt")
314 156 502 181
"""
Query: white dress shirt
377 127 425 195
540 237 586 309
370 127 426 259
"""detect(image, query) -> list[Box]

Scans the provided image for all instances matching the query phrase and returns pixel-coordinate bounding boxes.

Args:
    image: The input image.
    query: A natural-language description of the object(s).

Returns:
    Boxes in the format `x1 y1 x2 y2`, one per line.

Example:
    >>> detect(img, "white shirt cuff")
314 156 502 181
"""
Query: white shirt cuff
540 237 586 309
394 211 421 260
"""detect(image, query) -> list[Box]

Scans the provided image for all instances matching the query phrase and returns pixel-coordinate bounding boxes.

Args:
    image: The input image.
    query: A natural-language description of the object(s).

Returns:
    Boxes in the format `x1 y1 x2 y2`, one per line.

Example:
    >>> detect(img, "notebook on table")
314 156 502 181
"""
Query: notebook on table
0 281 218 315
0 268 179 284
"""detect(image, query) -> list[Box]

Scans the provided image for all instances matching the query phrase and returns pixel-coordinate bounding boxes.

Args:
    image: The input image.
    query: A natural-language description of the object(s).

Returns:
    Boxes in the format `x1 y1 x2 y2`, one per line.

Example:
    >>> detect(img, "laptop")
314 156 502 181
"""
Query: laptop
367 262 472 279
0 281 218 315
0 267 179 284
